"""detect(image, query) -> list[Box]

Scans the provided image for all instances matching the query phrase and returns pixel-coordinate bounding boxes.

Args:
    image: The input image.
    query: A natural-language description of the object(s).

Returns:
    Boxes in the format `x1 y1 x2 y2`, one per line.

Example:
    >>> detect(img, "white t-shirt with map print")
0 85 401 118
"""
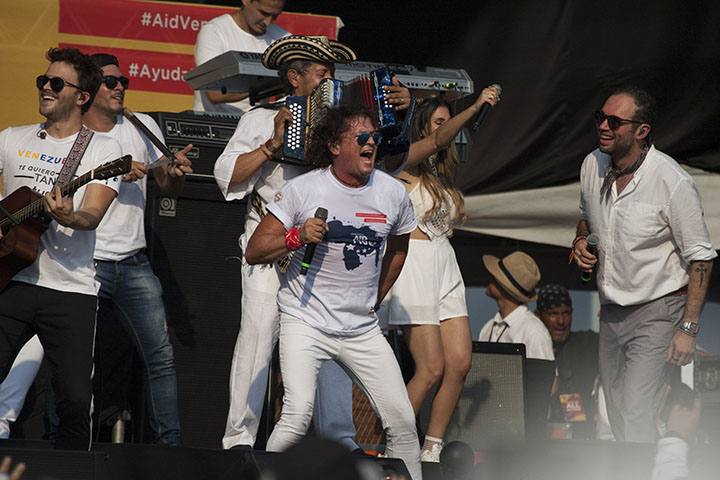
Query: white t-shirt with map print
0 124 122 295
267 167 417 336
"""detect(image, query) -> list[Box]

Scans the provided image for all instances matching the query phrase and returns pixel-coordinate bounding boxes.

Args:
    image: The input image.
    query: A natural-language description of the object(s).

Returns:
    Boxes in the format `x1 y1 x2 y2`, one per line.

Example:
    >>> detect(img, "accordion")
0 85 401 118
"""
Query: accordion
283 67 407 164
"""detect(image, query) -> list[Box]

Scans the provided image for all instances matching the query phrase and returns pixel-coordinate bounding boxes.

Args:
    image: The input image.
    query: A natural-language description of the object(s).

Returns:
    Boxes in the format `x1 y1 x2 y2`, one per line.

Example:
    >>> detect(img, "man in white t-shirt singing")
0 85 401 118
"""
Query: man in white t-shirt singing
0 47 122 450
246 104 421 480
193 0 289 113
213 35 411 451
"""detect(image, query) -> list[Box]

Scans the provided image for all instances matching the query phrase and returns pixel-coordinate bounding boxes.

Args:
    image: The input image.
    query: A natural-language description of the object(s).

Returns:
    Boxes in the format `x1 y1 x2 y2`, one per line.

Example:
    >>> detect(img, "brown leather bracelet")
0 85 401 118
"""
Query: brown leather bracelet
259 144 273 159
264 139 281 154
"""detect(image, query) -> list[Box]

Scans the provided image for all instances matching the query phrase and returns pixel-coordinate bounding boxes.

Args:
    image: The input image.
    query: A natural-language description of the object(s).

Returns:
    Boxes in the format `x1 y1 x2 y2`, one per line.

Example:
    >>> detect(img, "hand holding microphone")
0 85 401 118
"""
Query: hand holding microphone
471 84 502 132
300 207 328 275
579 233 600 284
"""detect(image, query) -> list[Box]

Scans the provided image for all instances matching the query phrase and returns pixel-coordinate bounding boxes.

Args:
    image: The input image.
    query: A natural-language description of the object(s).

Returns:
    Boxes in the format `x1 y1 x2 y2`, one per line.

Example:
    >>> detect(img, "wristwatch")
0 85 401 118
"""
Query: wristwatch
679 321 699 336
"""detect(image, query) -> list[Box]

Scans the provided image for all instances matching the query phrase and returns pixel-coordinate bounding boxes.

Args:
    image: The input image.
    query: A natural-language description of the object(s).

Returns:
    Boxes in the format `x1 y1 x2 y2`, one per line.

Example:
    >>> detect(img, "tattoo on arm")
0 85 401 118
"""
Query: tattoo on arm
696 263 707 288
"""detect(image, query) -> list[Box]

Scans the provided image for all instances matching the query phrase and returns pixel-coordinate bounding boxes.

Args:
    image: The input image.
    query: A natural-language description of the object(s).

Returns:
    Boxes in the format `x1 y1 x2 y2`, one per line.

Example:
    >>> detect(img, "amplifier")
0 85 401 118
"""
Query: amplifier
144 111 241 181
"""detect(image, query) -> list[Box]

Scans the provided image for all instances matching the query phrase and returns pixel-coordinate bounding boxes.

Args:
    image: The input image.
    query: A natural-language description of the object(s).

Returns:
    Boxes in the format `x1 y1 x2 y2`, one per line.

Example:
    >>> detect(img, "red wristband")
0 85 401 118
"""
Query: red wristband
285 227 303 251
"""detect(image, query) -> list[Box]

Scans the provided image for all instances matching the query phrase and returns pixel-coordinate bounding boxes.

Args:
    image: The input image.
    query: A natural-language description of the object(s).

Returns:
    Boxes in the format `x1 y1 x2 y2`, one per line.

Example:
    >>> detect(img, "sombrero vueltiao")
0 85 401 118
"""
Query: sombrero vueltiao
262 35 357 70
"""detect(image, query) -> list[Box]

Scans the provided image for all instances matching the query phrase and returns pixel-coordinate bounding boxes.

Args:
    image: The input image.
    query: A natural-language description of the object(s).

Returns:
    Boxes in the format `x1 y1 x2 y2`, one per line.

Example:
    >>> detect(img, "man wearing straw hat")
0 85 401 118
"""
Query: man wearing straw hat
214 35 410 451
477 251 554 361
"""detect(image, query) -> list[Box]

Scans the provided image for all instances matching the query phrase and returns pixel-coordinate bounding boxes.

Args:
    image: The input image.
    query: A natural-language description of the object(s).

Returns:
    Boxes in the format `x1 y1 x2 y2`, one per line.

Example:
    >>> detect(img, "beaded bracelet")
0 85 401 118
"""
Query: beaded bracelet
572 235 588 248
285 227 303 252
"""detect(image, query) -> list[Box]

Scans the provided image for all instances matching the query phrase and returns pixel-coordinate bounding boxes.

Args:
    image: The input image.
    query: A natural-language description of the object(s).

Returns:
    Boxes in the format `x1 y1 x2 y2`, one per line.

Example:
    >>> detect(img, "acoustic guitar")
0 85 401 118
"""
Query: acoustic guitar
0 154 132 291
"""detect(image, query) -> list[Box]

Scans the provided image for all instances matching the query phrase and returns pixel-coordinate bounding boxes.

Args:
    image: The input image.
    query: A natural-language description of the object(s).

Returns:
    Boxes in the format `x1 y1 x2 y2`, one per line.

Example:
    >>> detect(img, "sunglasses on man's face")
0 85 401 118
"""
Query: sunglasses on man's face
36 75 83 93
352 132 382 146
103 75 130 90
594 110 642 130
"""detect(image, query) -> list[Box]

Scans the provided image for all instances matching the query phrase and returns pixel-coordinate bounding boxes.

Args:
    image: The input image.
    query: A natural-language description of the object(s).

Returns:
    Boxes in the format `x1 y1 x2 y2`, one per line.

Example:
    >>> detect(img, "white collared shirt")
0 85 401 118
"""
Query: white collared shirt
478 305 554 360
580 145 716 306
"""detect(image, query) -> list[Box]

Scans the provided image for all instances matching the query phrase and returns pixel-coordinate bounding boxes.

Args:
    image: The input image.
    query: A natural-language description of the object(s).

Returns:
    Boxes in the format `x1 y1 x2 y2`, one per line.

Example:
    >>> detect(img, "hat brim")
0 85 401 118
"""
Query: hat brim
483 254 538 303
263 36 357 70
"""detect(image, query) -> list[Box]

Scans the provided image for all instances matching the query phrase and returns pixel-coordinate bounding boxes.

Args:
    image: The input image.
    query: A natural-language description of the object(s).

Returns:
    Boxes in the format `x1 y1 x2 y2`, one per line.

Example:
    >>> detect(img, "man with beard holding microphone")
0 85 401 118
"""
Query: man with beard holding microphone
572 85 715 443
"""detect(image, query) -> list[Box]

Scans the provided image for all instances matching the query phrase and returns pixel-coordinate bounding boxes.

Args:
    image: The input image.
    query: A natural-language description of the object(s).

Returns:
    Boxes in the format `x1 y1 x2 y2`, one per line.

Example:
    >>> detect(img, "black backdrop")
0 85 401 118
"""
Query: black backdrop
199 0 720 194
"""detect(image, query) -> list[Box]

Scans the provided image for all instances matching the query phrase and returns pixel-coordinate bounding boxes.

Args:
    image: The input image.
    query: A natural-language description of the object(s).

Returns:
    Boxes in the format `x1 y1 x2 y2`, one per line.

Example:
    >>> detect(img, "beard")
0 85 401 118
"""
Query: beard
40 93 77 124
599 134 634 161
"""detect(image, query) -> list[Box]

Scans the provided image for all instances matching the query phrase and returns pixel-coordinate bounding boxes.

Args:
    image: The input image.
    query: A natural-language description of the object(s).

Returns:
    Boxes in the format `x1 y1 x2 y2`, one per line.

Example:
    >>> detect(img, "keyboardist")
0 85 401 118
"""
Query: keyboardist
193 0 289 114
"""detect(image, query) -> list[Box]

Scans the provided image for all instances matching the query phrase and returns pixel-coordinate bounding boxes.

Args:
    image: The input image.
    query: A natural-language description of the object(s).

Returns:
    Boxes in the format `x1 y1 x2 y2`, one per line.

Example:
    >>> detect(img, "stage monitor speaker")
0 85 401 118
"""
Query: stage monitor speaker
145 179 246 448
0 442 106 480
419 342 526 448
144 111 241 181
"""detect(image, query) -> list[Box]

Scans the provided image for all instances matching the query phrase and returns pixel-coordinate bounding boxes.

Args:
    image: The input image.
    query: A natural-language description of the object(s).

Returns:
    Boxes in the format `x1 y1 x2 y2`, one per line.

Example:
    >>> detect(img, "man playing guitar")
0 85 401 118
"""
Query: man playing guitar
0 47 122 450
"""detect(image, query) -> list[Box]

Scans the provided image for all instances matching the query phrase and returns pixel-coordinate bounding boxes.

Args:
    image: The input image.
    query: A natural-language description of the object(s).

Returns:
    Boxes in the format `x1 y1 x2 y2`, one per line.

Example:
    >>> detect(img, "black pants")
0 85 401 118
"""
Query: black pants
0 282 97 450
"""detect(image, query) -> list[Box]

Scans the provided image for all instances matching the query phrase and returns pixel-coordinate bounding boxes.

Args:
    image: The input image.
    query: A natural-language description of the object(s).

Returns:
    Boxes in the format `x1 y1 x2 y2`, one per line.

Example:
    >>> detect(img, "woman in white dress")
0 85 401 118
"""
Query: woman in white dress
380 86 500 461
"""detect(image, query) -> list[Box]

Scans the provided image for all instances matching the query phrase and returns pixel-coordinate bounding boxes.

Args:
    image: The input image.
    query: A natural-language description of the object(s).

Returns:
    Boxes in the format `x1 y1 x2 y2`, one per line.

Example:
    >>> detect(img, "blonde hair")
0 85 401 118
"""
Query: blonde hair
410 98 466 227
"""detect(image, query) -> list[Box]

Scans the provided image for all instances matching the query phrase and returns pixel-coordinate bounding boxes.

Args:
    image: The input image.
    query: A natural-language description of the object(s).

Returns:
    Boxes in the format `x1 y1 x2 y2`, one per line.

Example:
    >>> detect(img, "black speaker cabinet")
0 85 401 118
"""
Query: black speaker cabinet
145 179 246 448
419 342 527 448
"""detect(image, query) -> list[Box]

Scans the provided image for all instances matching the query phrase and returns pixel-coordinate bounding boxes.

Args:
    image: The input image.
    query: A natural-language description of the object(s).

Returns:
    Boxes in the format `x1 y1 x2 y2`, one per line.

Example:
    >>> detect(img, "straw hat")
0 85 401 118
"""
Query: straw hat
262 35 357 70
483 251 541 303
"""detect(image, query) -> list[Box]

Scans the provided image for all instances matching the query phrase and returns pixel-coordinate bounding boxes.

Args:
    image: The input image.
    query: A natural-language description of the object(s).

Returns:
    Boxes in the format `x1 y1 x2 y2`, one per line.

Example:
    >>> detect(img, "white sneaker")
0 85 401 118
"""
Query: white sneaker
420 441 444 463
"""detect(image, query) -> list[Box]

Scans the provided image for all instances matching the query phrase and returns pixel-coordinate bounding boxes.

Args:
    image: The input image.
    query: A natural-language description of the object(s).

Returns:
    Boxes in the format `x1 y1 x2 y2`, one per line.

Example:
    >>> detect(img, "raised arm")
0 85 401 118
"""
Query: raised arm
404 85 500 170
227 108 291 190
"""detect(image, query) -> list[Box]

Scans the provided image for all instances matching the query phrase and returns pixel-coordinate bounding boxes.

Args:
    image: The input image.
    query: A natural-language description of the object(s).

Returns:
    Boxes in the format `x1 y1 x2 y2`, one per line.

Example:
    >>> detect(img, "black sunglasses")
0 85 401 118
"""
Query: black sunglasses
594 110 642 130
352 132 382 146
103 75 130 90
36 75 83 93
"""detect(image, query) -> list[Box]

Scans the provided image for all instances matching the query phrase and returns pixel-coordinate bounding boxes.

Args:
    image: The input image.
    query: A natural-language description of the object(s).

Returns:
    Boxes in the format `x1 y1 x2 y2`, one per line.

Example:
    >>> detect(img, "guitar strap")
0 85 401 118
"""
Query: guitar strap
54 126 94 188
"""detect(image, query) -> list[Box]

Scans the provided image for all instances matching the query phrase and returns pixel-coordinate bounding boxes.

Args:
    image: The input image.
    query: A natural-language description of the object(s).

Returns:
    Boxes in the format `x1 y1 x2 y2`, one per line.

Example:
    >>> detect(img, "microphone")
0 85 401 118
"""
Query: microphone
300 207 328 275
37 130 47 139
580 233 600 284
470 84 502 132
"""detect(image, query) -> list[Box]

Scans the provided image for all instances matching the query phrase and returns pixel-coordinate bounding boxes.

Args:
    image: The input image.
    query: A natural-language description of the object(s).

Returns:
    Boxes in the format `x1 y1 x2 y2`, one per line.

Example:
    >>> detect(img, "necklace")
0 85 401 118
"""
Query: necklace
331 165 367 188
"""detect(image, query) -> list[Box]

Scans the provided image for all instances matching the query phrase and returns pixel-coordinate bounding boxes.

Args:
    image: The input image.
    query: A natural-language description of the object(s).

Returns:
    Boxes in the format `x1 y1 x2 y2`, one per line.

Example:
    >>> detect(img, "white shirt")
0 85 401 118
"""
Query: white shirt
193 14 289 114
93 113 163 261
478 305 554 360
267 168 417 336
652 437 689 480
408 182 456 241
580 145 716 306
214 106 312 244
0 124 122 295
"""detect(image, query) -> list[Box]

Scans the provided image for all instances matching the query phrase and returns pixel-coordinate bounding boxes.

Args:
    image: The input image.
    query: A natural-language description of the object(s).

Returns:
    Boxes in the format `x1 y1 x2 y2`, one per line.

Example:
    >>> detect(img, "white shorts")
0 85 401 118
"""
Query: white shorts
379 237 467 327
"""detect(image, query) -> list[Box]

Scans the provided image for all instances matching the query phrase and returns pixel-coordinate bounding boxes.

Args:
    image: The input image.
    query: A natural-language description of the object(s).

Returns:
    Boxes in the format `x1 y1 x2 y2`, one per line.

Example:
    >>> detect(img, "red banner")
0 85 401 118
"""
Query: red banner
59 0 340 45
60 43 195 95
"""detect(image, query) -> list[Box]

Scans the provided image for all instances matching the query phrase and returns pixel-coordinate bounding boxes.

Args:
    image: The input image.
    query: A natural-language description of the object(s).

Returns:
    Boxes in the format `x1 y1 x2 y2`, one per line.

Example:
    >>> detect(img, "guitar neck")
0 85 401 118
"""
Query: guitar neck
0 154 130 234
8 171 97 225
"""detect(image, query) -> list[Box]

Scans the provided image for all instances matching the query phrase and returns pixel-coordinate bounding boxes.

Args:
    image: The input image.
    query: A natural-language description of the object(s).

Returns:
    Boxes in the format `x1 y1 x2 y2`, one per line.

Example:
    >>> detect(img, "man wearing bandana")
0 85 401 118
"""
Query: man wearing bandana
535 284 598 439
572 86 716 442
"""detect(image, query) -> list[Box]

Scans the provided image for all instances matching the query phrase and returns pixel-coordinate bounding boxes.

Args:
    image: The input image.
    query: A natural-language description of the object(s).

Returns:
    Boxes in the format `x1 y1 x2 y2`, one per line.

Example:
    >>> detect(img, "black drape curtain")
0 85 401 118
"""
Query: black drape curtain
201 0 720 194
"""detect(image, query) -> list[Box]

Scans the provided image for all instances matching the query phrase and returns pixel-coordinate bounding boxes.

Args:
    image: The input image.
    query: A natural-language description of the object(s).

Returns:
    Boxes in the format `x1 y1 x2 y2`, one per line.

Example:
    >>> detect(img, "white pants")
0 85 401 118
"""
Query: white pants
222 229 356 450
0 335 44 438
267 314 422 480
